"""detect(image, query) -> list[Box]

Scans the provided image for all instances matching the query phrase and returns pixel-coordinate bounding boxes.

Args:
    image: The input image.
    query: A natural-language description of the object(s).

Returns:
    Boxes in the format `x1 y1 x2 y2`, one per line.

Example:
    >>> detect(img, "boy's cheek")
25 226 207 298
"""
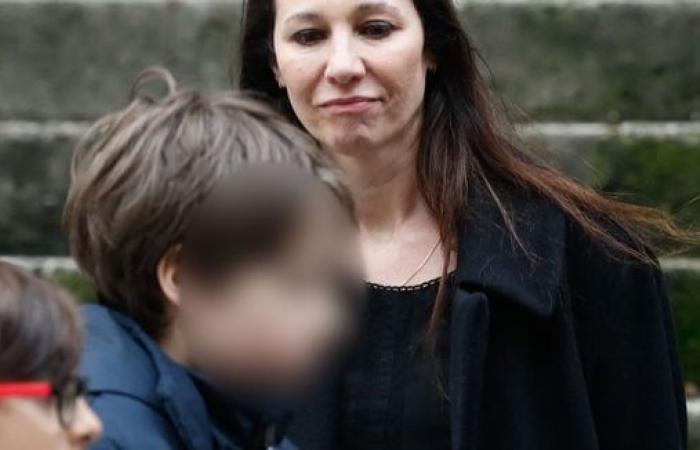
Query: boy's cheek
267 298 349 375
233 299 346 388
179 272 355 389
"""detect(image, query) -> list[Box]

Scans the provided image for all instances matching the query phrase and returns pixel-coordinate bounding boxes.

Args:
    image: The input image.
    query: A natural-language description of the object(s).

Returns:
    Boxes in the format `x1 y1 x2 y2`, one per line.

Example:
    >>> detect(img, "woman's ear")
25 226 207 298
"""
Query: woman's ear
158 246 183 308
273 66 286 88
269 40 286 88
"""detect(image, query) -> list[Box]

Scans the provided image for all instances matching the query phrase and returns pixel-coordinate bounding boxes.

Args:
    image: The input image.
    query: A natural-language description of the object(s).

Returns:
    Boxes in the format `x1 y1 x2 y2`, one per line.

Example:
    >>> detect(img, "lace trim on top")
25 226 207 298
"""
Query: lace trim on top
366 272 455 292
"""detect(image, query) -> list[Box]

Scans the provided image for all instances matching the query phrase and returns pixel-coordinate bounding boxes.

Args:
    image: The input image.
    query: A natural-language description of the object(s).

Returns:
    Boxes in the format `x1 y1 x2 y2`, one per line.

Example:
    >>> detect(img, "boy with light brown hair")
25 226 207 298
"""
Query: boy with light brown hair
65 67 360 450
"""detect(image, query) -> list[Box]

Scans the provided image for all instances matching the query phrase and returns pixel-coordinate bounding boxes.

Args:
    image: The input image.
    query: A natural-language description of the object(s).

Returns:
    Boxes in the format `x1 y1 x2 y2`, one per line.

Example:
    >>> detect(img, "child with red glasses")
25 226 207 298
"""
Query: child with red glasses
0 261 103 450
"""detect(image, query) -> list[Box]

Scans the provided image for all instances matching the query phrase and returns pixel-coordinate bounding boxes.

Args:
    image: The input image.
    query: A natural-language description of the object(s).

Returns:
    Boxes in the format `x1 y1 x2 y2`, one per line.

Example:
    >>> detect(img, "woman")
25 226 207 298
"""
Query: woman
239 1 692 449
0 261 102 450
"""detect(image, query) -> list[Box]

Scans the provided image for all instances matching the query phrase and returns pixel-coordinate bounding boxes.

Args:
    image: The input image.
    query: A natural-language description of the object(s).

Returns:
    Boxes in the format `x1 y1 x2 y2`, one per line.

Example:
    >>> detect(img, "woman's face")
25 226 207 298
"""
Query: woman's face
273 0 431 155
0 397 101 450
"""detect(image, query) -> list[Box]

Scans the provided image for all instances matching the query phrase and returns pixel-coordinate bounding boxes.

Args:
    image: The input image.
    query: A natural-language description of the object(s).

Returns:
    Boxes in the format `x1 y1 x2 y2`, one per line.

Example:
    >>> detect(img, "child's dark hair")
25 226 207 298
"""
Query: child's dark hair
0 261 82 387
64 67 353 339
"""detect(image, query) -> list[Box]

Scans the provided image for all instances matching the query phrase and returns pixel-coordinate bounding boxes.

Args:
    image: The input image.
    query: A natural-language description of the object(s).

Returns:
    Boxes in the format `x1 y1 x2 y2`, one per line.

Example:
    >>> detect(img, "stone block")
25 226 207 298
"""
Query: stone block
1 2 699 120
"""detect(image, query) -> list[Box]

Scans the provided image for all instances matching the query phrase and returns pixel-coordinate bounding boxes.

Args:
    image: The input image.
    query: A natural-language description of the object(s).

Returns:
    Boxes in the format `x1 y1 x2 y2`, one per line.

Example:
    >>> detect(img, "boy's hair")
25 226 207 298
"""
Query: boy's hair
0 261 82 386
64 67 352 338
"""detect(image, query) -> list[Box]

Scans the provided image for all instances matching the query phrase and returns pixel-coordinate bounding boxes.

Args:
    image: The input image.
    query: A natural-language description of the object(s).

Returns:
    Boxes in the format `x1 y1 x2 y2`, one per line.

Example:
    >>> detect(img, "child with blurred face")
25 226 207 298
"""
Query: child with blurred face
169 168 360 392
65 67 361 450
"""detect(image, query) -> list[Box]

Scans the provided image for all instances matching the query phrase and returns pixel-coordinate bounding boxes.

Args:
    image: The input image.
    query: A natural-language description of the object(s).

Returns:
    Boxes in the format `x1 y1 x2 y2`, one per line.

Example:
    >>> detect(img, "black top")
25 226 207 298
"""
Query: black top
340 277 453 450
289 186 686 450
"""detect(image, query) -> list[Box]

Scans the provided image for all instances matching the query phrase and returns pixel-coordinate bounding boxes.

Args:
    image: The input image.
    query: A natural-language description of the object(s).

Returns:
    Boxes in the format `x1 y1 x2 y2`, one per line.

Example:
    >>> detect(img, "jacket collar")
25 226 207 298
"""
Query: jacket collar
82 305 294 450
453 184 567 318
82 305 215 450
81 305 160 405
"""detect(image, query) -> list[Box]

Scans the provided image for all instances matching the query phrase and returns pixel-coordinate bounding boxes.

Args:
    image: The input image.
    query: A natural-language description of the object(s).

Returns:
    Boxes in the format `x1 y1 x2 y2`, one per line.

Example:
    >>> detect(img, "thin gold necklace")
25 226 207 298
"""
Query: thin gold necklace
401 237 442 286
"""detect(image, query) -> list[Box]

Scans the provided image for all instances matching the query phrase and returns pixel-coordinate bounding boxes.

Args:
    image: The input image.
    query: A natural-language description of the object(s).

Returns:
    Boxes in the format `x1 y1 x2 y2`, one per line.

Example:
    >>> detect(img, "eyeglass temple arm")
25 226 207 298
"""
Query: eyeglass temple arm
0 382 52 397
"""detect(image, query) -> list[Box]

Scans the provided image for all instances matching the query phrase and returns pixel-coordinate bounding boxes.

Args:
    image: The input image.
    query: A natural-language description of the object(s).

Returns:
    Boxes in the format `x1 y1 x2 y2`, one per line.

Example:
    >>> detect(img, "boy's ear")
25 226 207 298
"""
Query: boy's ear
158 246 183 307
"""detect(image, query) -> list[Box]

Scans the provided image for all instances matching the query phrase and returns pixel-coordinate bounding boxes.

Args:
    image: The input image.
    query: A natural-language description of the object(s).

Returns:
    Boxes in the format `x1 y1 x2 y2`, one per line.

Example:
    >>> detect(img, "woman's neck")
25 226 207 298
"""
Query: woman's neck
329 135 434 241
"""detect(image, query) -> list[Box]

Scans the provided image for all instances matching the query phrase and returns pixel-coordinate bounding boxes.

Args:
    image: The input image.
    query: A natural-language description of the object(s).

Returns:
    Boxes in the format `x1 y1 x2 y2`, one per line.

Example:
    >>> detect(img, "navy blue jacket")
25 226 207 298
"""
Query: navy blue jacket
80 305 297 450
291 186 687 450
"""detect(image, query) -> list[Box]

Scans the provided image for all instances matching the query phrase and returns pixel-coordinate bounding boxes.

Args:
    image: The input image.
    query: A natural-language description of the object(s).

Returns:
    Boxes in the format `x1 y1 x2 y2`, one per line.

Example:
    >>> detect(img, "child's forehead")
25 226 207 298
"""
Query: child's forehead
221 163 319 192
180 163 352 268
199 163 328 218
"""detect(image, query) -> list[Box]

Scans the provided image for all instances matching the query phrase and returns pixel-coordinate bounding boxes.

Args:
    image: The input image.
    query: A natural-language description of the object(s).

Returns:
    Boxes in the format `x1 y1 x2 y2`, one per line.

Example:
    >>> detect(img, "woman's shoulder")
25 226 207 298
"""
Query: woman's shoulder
459 184 661 300
466 182 653 264
460 184 570 273
463 181 569 250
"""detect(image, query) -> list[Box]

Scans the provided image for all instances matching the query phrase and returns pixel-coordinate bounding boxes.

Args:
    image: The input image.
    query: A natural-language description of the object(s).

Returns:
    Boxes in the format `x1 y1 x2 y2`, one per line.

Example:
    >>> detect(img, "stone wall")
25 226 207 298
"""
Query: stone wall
2 0 699 254
1 0 699 446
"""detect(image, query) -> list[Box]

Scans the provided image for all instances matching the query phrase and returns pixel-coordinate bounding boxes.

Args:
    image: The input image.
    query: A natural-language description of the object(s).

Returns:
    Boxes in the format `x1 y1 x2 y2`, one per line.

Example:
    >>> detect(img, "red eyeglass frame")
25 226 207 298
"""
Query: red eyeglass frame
0 382 53 397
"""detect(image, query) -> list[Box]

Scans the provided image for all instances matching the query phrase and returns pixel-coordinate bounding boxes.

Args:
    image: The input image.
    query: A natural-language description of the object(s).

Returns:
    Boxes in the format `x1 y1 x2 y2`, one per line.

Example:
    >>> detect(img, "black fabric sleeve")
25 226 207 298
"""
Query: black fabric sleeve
568 227 687 450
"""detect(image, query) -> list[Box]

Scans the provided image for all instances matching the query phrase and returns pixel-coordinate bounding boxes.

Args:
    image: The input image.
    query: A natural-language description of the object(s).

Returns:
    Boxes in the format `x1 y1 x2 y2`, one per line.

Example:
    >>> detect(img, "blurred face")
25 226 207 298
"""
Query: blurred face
176 189 361 394
0 396 101 450
273 0 431 155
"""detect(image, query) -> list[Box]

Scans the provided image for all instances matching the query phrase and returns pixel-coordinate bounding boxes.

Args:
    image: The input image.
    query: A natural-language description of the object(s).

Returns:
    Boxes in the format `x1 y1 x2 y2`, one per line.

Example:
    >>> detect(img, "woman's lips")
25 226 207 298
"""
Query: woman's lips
318 97 380 115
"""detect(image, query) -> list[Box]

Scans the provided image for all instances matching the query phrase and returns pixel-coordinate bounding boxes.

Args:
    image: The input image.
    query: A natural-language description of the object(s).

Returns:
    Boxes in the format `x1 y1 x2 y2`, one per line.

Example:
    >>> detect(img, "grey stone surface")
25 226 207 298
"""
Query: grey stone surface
0 133 73 254
691 399 700 450
1 2 699 121
1 128 698 255
2 1 699 444
0 2 241 120
464 2 700 121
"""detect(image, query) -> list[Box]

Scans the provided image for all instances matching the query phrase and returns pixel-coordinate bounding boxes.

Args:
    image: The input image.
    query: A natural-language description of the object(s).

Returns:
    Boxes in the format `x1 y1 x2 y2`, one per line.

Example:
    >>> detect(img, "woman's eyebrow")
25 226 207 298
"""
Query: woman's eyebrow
354 1 403 17
283 1 403 26
283 11 321 26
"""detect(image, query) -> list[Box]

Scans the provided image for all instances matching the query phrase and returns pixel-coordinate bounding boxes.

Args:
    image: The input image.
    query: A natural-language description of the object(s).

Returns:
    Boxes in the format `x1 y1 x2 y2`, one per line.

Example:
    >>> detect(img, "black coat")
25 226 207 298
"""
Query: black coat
292 187 687 450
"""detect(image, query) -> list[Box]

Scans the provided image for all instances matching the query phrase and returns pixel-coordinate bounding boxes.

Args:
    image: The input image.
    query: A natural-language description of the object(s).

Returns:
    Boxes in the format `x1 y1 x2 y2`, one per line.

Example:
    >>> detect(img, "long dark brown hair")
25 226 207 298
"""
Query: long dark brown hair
237 0 696 344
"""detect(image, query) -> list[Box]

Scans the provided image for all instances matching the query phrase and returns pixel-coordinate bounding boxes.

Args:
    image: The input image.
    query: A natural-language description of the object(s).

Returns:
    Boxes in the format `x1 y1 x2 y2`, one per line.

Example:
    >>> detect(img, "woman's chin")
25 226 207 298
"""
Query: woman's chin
323 131 377 156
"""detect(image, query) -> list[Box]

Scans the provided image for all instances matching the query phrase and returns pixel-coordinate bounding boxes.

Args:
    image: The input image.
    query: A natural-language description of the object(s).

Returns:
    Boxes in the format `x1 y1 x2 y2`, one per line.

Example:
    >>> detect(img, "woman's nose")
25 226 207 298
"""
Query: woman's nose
325 35 366 86
68 398 102 446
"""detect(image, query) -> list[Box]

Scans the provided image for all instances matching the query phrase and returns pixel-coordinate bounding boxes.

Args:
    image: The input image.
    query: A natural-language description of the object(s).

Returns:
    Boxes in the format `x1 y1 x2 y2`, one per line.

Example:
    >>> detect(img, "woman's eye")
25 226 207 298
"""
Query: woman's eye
292 29 326 46
359 21 395 39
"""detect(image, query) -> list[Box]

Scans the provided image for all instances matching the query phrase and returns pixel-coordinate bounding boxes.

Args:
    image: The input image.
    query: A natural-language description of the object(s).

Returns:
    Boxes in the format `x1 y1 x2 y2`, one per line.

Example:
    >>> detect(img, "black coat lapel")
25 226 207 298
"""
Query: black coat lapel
449 289 489 450
448 185 568 450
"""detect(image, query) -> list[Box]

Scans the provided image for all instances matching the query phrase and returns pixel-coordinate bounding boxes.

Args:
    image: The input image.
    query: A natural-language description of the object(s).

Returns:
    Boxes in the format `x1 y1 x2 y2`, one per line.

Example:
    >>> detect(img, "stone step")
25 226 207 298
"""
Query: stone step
1 1 699 121
1 120 699 255
690 399 700 450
